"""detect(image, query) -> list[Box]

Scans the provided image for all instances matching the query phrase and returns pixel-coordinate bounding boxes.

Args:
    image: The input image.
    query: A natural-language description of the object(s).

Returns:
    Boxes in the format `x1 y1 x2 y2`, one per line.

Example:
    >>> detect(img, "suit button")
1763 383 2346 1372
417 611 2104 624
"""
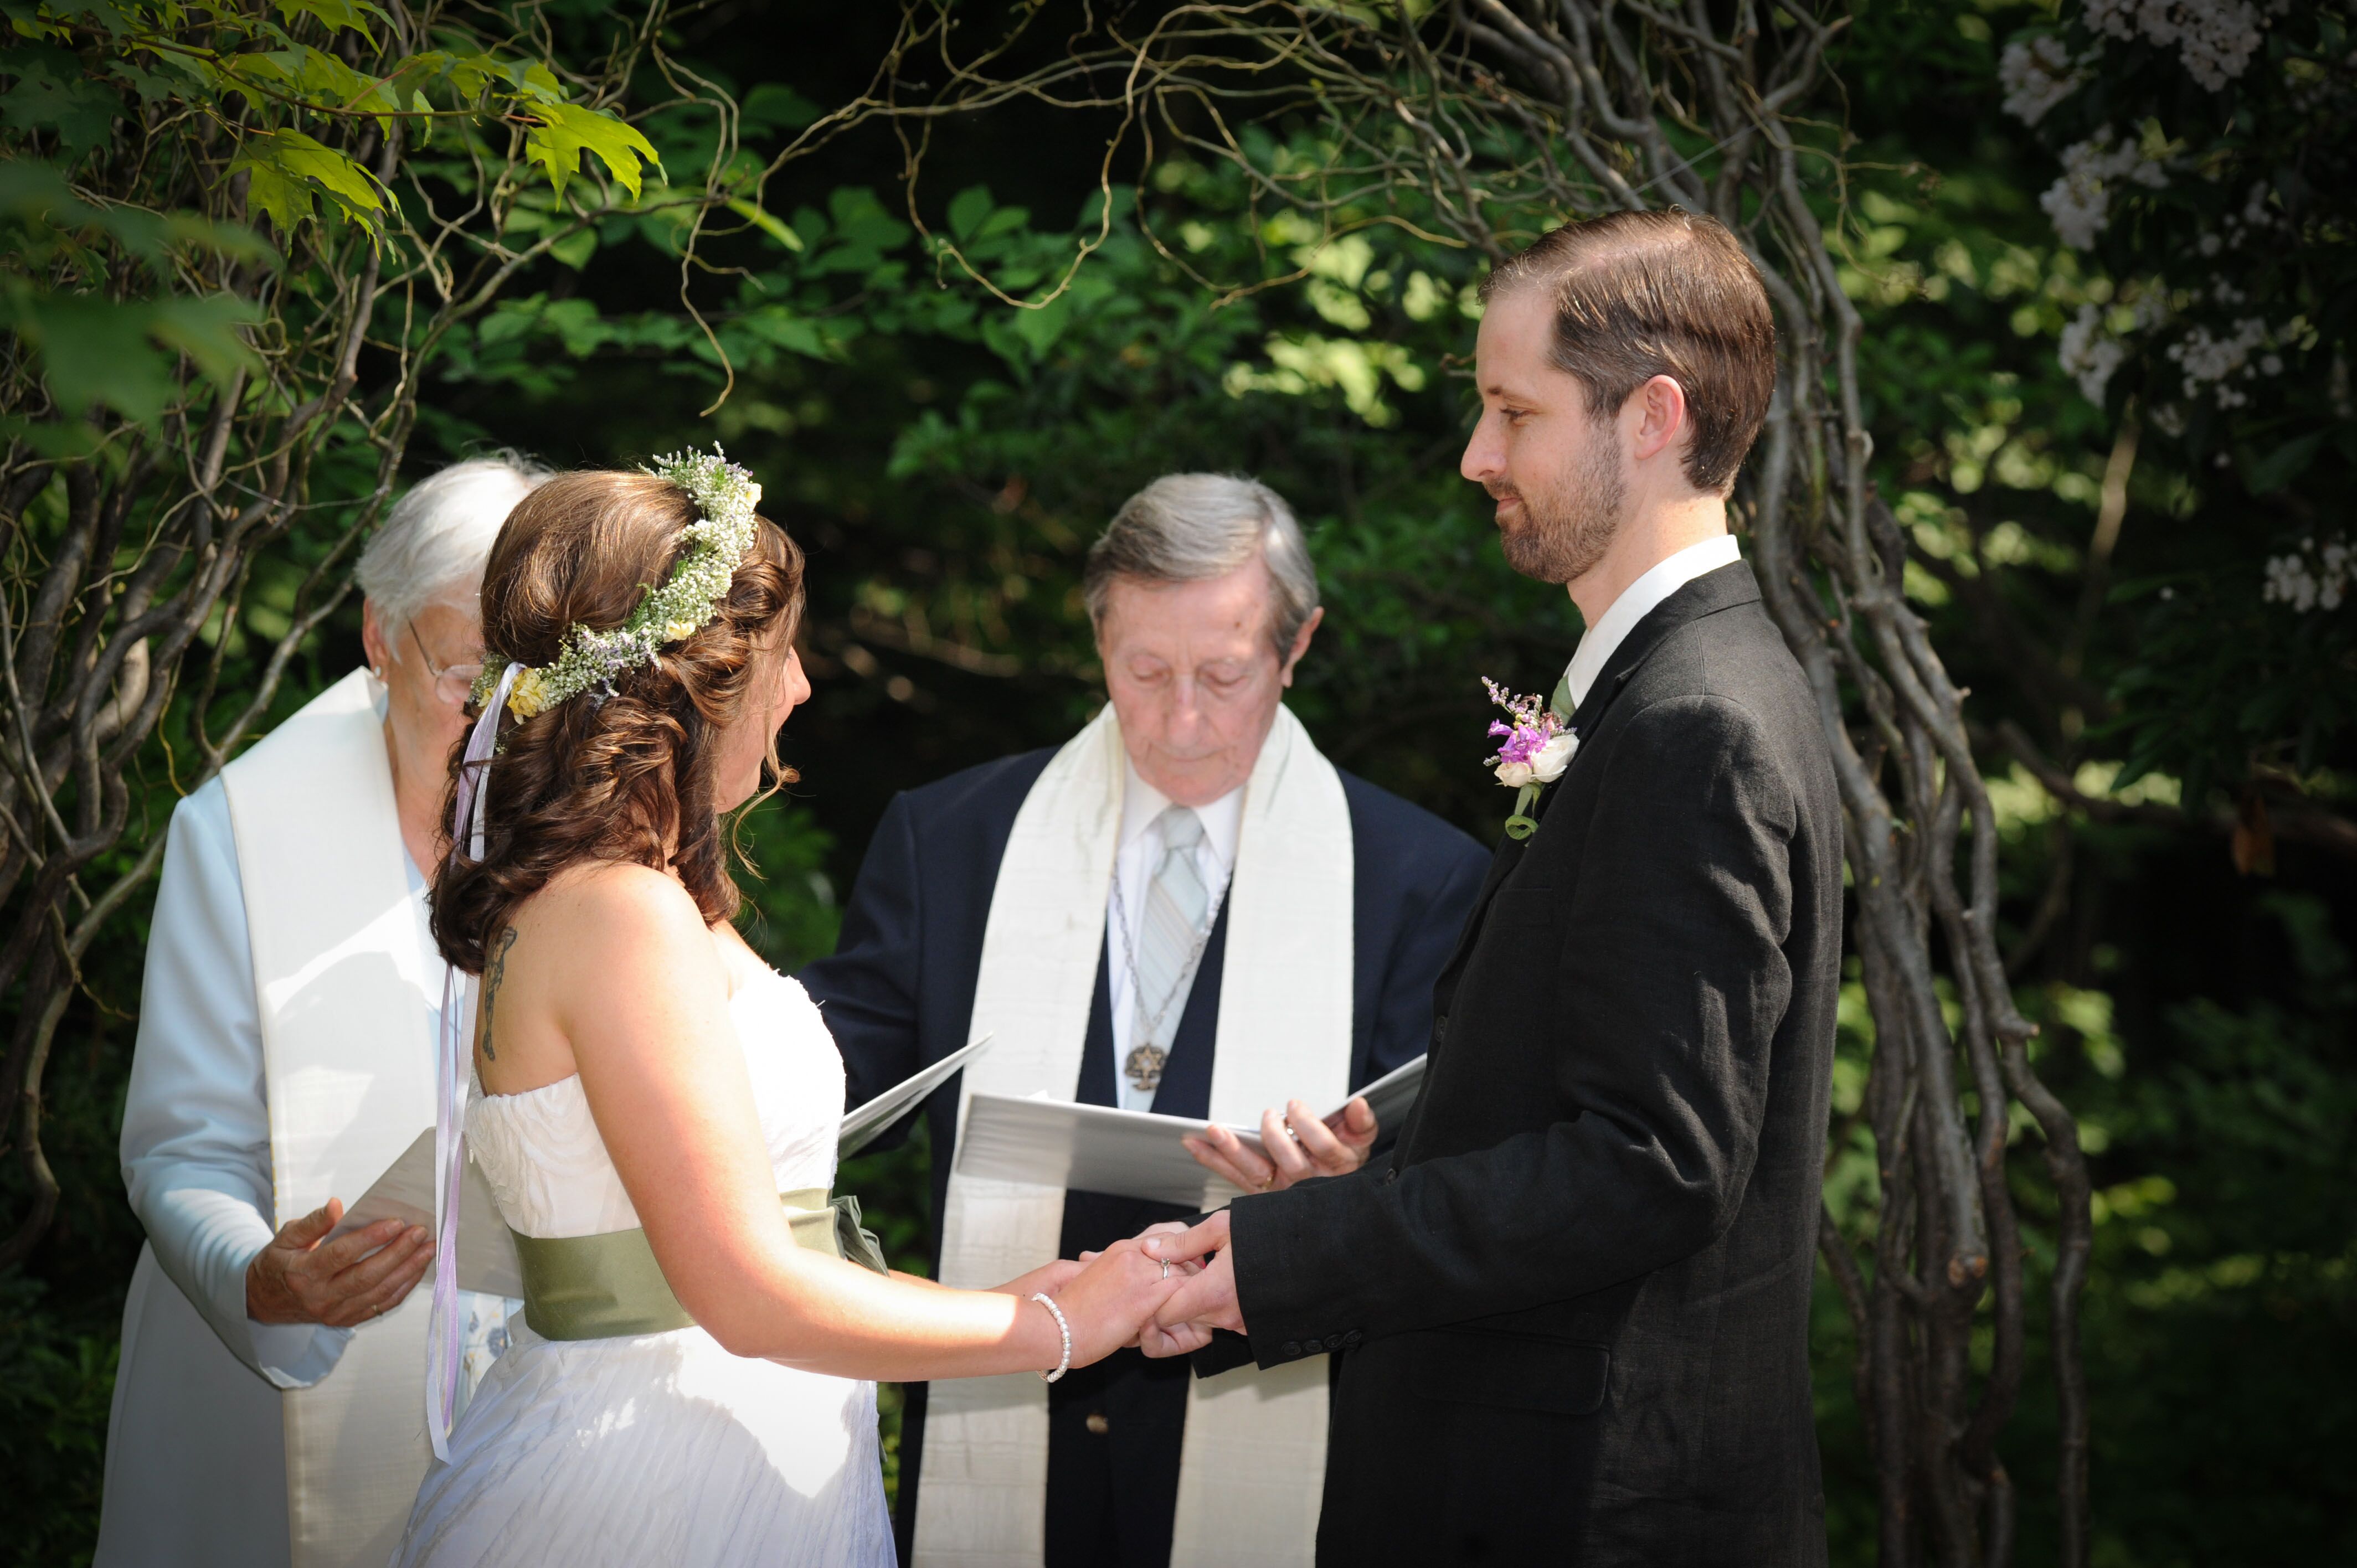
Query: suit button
1380 1167 1398 1187
1280 1340 1301 1359
1343 1330 1364 1349
1433 1015 1449 1044
1322 1333 1345 1352
1084 1413 1109 1436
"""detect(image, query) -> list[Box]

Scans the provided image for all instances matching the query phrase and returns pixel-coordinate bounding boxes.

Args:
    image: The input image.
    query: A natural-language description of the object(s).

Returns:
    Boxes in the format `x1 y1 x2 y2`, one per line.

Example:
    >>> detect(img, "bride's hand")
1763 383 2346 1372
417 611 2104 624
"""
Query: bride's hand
995 1258 1087 1299
1042 1238 1183 1369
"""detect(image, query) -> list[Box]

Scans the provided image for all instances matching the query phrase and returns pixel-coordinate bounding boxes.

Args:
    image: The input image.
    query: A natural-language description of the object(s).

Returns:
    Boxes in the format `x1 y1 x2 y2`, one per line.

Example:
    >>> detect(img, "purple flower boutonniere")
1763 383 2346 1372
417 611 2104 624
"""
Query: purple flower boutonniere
1482 677 1577 840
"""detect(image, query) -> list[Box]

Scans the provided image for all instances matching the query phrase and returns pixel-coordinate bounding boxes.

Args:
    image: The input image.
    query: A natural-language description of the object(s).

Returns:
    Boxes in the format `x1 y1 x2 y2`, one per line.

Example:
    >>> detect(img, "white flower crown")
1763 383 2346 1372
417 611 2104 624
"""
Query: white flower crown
470 446 764 721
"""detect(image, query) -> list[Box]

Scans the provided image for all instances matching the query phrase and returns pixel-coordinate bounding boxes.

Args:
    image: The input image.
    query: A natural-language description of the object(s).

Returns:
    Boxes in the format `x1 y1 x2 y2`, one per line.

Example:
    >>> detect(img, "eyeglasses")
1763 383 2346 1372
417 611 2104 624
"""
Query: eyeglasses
406 623 484 708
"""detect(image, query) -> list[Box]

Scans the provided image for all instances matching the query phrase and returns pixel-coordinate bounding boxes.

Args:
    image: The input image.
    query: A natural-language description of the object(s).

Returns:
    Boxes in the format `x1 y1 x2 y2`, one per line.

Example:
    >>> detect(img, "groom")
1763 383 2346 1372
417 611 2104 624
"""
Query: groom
1145 208 1843 1565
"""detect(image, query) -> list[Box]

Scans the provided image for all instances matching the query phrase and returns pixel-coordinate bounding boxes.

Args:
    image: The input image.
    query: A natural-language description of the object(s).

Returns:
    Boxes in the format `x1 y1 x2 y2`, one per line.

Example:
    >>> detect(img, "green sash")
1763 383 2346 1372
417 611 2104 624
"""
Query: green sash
513 1188 890 1342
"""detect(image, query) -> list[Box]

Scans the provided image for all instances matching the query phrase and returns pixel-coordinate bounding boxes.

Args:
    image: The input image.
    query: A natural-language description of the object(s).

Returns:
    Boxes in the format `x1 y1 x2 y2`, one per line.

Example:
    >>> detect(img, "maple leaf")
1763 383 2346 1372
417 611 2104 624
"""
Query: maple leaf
522 102 661 202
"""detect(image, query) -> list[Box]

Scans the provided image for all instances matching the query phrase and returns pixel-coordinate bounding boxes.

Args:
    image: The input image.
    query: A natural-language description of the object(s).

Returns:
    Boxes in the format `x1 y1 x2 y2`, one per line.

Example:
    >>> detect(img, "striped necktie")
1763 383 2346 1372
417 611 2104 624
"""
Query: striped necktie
1125 805 1208 1100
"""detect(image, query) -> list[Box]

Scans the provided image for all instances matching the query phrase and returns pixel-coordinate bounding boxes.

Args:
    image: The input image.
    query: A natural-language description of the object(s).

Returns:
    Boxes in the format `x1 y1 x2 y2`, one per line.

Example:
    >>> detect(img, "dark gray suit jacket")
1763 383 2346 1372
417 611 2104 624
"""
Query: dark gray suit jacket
1215 561 1841 1566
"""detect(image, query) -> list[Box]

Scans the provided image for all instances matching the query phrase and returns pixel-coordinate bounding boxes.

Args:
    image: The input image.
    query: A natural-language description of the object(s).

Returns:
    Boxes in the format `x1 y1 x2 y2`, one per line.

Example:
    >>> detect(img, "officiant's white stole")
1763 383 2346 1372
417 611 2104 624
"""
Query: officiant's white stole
913 703 1351 1568
222 668 441 1568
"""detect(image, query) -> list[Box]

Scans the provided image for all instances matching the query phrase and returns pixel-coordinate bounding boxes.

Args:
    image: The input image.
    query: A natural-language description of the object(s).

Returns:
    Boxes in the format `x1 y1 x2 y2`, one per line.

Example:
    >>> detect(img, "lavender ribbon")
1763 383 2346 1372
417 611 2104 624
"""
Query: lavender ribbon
427 661 522 1462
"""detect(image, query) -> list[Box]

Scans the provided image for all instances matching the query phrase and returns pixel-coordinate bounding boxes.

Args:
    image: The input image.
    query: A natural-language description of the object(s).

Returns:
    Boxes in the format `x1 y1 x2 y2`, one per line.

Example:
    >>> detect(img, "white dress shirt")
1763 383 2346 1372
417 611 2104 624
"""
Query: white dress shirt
1105 760 1242 1111
1561 533 1744 712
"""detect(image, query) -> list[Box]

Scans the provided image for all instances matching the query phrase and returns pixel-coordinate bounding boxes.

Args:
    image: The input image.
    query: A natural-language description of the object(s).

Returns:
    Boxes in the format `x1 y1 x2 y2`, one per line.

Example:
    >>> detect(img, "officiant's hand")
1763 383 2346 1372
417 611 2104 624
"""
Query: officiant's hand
1183 1096 1377 1194
1137 1211 1243 1358
246 1199 434 1328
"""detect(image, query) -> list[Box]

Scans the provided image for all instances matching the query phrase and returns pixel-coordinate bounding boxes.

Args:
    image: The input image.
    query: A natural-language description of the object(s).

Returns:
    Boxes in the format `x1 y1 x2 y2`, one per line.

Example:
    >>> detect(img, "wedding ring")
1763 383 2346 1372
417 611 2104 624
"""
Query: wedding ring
1160 1258 1171 1280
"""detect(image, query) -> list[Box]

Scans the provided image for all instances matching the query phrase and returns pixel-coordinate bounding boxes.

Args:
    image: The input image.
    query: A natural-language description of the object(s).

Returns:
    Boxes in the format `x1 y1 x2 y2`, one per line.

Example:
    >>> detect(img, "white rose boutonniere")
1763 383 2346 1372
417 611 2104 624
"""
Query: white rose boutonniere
1481 677 1578 839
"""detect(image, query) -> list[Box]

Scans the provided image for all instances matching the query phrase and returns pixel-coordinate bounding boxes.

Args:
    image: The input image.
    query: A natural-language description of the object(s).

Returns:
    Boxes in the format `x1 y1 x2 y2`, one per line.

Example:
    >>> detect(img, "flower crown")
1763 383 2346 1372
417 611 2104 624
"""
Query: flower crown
470 446 764 721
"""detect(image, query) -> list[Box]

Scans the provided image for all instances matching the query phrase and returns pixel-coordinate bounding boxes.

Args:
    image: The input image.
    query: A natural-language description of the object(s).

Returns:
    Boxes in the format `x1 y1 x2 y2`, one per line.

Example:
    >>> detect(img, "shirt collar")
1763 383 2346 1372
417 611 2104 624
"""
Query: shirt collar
1120 756 1244 869
1561 534 1743 710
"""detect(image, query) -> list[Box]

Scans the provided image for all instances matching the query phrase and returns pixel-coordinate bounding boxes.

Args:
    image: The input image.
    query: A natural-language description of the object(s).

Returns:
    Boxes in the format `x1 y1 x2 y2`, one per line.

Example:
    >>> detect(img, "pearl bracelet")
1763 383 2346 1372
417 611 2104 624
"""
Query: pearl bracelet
1030 1292 1071 1383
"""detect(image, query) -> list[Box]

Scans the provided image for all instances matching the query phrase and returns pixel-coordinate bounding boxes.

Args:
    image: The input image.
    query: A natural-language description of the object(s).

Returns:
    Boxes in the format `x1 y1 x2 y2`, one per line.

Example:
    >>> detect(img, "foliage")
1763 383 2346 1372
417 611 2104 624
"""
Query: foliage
1990 0 2357 808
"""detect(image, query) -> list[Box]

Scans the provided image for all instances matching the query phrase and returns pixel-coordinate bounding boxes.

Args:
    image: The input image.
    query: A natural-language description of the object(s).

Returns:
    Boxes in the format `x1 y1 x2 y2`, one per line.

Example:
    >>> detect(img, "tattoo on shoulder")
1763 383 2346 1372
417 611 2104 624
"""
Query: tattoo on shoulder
480 927 518 1061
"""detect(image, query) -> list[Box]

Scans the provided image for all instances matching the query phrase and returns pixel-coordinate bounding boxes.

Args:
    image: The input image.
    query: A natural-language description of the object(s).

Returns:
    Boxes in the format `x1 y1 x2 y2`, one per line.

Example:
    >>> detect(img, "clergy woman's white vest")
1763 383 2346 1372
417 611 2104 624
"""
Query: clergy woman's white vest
220 668 443 1568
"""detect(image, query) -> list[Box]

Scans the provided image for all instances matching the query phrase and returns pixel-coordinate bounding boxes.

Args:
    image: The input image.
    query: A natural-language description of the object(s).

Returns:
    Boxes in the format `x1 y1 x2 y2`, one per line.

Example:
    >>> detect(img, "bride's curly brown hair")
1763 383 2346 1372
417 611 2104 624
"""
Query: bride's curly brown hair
430 469 804 976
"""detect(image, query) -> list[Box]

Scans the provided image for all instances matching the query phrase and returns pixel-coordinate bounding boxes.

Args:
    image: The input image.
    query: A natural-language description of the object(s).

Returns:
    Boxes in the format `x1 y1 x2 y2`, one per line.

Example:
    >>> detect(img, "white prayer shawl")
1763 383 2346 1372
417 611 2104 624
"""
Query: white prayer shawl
912 703 1352 1568
220 669 442 1568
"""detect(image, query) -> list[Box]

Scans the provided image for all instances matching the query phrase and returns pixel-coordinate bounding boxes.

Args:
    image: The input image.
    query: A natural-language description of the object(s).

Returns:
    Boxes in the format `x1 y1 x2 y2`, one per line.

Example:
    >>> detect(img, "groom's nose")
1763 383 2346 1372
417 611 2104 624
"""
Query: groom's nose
1461 414 1504 484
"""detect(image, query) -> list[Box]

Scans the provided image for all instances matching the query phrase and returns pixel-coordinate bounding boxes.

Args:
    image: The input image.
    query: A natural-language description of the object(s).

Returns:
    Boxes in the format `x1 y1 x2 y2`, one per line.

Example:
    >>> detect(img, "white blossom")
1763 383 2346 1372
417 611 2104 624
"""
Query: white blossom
2164 317 2273 405
2059 304 2129 404
2041 128 2169 249
2263 537 2351 613
2084 0 2267 90
2000 35 2086 123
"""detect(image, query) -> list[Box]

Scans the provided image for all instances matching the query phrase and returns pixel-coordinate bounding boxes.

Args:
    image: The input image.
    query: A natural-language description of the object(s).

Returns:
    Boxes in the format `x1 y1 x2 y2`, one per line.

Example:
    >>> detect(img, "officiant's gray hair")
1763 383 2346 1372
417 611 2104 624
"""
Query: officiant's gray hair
357 452 550 634
1085 473 1320 658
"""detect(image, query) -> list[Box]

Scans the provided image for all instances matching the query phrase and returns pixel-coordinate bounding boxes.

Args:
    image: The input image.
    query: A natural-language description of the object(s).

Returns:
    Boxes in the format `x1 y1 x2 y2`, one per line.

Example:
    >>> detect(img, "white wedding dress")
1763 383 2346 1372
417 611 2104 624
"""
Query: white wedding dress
390 968 896 1567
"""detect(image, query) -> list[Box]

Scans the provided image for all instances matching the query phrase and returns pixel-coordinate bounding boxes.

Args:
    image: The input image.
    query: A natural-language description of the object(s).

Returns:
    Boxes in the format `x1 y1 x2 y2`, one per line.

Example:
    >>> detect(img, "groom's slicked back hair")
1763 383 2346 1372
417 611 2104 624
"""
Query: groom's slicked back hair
1481 207 1775 494
1084 473 1320 658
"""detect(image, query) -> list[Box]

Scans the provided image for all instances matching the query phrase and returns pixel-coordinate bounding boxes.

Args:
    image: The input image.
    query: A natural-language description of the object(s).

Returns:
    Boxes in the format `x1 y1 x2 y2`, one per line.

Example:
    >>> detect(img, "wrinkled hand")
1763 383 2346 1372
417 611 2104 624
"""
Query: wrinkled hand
1184 1096 1377 1194
1044 1237 1186 1370
1138 1211 1243 1358
245 1199 434 1328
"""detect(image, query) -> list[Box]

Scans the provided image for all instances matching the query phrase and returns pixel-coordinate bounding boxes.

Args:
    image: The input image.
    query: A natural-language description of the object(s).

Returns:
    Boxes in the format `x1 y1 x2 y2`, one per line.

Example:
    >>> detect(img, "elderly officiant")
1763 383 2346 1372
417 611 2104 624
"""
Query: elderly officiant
97 455 545 1568
801 473 1487 1568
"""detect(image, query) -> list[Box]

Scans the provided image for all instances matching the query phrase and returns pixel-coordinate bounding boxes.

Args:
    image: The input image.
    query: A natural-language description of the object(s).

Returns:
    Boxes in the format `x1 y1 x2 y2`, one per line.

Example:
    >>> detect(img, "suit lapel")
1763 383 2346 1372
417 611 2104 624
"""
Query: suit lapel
1566 560 1763 742
1430 565 1766 1027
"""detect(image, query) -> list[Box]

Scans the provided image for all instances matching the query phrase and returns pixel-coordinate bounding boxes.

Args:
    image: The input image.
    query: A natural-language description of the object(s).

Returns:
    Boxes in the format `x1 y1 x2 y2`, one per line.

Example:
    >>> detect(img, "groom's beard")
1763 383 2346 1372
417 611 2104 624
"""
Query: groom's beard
1492 438 1627 585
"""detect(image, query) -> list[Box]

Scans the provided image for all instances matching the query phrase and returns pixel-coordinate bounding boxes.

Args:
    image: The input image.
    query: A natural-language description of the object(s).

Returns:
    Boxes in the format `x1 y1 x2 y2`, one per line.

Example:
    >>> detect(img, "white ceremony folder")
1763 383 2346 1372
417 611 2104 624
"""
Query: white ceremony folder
838 1032 995 1158
325 1129 524 1297
956 1051 1429 1208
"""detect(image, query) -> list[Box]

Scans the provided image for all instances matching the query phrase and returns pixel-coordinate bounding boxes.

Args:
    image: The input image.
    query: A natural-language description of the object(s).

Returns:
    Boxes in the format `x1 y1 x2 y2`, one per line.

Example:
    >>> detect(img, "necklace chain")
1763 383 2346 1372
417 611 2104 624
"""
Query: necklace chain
1109 860 1230 1092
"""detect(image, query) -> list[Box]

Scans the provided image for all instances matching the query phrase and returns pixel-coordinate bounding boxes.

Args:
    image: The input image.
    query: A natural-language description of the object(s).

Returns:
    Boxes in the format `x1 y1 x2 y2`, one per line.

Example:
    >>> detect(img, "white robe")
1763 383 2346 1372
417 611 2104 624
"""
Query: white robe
98 674 510 1568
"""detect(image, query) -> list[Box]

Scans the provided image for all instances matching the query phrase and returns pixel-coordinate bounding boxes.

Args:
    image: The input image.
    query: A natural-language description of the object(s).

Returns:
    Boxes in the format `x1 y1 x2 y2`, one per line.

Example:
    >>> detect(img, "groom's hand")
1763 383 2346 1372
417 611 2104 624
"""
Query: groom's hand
1184 1096 1377 1194
1139 1211 1243 1357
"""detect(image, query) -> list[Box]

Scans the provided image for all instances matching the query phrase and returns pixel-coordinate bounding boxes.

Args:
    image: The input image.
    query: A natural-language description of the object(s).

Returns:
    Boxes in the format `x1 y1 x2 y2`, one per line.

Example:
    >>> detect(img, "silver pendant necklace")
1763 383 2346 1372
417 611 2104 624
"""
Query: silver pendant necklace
1108 868 1230 1098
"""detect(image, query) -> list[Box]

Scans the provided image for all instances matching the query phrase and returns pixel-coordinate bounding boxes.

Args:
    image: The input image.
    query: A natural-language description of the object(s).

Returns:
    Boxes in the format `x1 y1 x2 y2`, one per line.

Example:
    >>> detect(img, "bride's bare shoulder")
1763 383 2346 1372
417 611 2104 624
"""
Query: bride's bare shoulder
516 861 718 973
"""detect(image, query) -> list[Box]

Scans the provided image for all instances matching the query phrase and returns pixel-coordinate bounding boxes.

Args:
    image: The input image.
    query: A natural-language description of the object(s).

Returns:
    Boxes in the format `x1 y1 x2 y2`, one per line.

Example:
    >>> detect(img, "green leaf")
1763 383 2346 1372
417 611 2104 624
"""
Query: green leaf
228 128 385 235
724 197 802 251
947 184 993 243
2241 433 2323 496
740 82 820 132
511 60 563 106
522 101 661 202
546 224 596 270
271 0 391 41
147 290 264 386
0 44 120 156
7 295 169 421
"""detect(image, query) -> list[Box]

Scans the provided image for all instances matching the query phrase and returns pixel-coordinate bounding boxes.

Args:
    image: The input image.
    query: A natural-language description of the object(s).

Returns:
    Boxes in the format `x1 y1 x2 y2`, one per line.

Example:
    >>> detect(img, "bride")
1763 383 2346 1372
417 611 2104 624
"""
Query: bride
392 453 1179 1565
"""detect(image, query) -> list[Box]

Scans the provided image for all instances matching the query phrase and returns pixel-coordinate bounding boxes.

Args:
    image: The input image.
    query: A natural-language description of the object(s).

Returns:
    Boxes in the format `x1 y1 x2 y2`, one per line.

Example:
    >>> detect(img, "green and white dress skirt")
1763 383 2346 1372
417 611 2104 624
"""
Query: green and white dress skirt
391 972 897 1568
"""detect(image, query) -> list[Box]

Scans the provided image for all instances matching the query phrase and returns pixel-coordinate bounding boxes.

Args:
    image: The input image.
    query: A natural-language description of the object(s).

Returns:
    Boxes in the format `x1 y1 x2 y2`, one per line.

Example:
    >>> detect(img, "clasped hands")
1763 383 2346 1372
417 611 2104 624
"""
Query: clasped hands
1001 1094 1373 1371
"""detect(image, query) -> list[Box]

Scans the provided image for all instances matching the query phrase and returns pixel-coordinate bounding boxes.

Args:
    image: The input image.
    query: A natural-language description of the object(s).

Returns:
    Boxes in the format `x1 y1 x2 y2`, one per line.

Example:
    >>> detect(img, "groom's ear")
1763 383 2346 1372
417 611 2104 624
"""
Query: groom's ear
1278 605 1324 688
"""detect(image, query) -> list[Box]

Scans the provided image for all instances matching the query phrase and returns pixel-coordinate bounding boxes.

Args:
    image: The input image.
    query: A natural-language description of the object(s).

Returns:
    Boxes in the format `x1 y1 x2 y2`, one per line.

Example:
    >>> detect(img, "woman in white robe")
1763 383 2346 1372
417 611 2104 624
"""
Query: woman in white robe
97 456 547 1568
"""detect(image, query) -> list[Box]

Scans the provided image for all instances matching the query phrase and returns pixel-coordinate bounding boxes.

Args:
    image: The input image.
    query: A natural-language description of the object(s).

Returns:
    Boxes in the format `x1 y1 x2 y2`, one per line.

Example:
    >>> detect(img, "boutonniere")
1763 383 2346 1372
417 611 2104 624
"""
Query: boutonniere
1482 677 1576 840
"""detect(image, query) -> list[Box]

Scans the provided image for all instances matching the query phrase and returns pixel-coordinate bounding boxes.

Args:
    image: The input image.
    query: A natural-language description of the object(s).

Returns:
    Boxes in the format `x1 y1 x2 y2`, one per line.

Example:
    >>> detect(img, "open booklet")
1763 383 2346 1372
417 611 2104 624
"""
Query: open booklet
324 1033 997 1295
954 1051 1429 1210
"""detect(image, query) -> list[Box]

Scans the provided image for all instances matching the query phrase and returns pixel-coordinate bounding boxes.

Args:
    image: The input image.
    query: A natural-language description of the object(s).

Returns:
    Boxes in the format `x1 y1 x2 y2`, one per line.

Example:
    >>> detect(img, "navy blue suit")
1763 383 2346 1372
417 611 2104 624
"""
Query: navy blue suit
799 744 1488 1568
